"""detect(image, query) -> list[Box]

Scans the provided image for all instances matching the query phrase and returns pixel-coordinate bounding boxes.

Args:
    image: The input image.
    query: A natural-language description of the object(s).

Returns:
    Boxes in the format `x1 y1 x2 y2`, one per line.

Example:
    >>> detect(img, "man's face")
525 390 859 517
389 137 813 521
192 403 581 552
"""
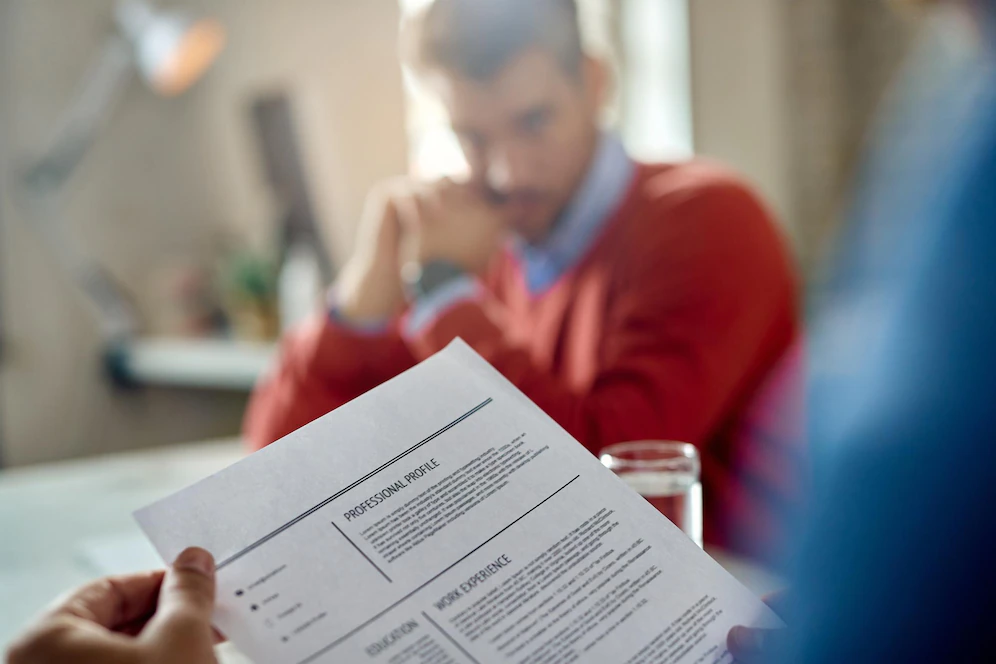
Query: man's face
428 49 603 243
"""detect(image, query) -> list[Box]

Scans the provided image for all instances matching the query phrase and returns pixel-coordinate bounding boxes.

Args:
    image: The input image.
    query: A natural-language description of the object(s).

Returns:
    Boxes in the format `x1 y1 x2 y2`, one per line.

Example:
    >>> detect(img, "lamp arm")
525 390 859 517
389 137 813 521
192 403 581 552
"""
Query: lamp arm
13 35 140 343
20 36 134 201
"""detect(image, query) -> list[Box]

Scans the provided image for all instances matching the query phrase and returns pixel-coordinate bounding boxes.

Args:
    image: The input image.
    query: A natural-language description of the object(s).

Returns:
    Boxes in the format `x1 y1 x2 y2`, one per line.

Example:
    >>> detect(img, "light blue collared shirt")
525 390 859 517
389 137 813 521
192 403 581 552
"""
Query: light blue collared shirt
516 132 636 294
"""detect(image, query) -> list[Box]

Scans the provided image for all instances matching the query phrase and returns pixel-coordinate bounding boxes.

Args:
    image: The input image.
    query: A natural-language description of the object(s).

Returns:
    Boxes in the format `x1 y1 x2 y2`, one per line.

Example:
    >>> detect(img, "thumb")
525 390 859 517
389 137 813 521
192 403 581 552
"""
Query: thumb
144 547 217 656
728 626 785 663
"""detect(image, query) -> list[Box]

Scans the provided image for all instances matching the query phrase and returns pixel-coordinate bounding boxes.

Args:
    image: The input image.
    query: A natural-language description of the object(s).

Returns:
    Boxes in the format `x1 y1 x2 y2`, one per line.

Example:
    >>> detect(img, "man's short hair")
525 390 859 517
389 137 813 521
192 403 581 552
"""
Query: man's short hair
403 0 584 81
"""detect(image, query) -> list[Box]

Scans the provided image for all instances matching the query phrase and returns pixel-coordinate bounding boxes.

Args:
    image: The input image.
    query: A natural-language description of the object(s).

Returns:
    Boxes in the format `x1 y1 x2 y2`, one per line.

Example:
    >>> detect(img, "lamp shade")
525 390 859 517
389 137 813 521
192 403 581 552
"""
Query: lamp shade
116 0 226 96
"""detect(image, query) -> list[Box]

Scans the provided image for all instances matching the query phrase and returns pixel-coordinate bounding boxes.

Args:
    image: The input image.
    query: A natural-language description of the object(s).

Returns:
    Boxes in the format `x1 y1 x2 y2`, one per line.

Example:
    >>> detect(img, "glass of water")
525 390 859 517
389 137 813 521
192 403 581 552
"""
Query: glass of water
600 441 703 547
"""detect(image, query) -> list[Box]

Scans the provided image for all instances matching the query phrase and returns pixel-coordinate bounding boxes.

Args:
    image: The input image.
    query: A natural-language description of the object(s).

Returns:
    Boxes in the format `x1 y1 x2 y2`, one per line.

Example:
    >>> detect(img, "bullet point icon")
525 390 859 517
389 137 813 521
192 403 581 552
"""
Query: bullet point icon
251 604 259 611
235 590 244 597
282 636 289 643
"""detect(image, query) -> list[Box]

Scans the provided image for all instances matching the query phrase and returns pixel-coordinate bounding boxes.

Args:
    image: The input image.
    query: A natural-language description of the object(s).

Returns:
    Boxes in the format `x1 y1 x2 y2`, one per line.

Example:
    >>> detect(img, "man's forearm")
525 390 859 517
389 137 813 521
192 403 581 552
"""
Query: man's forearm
334 259 405 325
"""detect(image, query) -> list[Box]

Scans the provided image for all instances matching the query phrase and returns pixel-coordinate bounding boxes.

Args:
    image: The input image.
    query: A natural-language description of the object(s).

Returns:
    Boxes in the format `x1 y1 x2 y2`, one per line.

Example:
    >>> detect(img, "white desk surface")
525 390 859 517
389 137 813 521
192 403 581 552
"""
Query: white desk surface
0 439 784 661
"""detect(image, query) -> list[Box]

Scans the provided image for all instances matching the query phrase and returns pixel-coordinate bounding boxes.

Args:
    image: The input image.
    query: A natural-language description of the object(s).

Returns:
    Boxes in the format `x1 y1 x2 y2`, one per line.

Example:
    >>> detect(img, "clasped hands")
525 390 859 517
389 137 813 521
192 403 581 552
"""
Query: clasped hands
335 179 507 325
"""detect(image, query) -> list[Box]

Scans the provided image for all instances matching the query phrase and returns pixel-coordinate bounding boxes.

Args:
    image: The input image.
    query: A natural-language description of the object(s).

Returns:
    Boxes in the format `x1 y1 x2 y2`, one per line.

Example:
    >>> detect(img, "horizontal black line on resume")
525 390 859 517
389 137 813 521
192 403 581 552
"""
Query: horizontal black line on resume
216 397 494 570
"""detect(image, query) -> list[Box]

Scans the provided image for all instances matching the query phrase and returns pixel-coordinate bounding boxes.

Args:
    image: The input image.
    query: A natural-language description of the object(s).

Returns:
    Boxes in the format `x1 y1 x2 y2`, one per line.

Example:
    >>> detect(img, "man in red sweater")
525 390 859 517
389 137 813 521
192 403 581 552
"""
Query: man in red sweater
245 0 799 556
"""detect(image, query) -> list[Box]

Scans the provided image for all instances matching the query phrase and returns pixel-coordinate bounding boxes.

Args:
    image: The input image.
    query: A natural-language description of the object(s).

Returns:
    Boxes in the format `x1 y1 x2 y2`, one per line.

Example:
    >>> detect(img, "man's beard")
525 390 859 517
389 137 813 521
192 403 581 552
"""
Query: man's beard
483 185 561 232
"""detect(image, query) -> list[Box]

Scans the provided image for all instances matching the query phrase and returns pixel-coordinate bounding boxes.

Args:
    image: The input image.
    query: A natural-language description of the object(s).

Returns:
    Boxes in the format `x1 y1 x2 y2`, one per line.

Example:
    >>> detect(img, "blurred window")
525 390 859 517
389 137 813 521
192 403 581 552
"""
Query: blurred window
398 0 467 178
617 0 693 161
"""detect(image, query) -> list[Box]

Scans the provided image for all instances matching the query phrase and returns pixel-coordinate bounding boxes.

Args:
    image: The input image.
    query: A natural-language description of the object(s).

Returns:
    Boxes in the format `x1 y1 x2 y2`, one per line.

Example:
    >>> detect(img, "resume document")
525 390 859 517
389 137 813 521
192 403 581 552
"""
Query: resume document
136 340 780 664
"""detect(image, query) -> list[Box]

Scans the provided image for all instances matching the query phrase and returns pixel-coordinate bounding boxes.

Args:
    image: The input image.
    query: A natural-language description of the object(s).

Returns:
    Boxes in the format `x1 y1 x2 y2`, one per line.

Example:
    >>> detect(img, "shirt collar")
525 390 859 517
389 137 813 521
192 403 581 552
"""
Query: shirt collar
516 132 636 294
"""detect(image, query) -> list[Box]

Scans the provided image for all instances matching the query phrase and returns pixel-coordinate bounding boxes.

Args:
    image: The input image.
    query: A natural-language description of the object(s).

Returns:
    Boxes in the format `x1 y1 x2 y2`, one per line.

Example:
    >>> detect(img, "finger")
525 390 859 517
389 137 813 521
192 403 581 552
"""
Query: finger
434 176 463 198
418 184 445 220
727 626 785 663
6 617 139 664
144 547 216 651
379 197 403 245
46 570 165 630
393 189 425 230
367 177 410 210
762 589 791 617
360 179 407 240
448 182 502 220
115 603 173 638
432 177 467 203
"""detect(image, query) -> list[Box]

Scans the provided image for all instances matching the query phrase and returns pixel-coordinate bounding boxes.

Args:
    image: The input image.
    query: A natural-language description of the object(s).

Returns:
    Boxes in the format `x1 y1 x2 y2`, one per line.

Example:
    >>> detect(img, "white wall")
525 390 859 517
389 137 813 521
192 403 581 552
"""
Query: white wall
198 0 410 265
687 0 795 244
687 0 916 268
0 0 408 466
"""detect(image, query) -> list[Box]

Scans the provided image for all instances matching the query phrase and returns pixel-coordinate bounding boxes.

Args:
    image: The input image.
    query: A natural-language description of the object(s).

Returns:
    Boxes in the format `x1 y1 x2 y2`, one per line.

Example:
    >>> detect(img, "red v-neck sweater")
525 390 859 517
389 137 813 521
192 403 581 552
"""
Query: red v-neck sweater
244 161 801 557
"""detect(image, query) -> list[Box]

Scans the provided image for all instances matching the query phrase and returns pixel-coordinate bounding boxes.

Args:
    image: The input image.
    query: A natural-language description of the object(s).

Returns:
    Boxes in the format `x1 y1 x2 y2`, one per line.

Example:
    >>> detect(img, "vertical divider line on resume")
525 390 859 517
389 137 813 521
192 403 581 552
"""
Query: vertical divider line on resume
295 474 581 664
330 521 392 583
421 611 481 664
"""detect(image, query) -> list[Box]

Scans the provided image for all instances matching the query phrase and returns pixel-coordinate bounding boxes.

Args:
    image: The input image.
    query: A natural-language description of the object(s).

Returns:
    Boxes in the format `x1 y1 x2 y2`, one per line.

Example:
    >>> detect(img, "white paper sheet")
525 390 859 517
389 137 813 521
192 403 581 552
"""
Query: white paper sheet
135 340 781 664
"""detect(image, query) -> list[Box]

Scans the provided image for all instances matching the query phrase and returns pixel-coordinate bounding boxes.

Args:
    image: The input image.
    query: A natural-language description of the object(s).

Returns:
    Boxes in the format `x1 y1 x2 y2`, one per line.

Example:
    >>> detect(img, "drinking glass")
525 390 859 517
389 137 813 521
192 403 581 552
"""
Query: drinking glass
600 441 703 547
